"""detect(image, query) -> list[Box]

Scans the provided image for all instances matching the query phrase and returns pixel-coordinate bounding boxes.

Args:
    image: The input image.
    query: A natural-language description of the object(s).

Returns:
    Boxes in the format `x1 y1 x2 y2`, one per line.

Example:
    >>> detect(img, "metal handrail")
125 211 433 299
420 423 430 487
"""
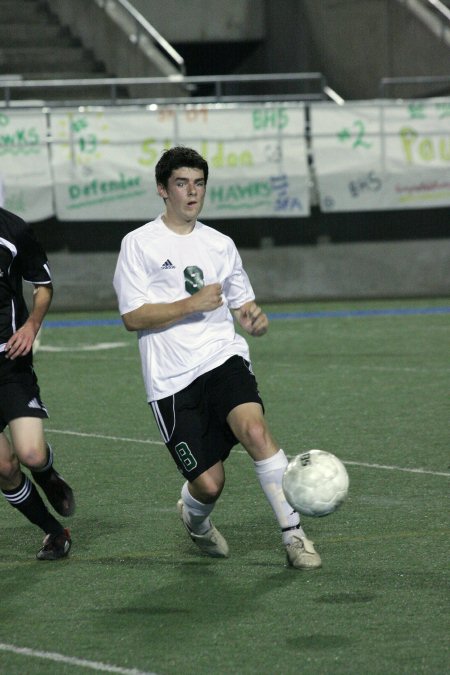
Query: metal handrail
426 0 450 22
379 74 450 97
0 72 343 107
96 0 186 75
396 0 450 42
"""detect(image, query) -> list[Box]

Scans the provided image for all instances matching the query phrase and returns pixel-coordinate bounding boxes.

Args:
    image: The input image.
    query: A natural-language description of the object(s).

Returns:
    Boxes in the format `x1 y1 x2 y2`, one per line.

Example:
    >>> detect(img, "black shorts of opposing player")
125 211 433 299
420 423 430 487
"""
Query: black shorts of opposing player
0 353 48 432
150 355 264 480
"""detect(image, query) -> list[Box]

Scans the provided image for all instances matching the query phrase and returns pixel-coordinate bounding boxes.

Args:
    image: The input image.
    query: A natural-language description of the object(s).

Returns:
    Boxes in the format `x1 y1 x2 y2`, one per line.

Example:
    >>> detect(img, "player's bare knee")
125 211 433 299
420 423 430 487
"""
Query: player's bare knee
195 477 224 503
239 418 268 450
201 485 223 503
0 456 21 487
20 448 46 471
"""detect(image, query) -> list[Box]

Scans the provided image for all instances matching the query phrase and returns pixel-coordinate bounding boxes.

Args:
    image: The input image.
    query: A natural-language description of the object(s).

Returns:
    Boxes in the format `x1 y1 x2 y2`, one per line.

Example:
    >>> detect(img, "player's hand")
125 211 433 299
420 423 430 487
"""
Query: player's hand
4 321 38 359
189 283 223 313
236 301 268 336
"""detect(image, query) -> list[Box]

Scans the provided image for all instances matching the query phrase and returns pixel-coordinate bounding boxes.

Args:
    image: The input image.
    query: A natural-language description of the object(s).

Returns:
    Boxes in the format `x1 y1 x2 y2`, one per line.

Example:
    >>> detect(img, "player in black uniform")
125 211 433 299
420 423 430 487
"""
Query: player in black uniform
0 207 75 560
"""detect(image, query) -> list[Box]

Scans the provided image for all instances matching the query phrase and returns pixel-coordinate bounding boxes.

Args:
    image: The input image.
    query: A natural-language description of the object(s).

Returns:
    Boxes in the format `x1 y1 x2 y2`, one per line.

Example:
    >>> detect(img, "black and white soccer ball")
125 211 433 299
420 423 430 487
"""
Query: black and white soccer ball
282 449 349 517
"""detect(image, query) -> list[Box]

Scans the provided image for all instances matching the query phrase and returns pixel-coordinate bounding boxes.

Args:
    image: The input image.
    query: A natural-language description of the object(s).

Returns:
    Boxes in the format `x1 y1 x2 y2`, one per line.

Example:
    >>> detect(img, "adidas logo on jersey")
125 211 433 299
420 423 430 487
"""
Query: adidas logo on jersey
27 397 42 410
161 259 176 269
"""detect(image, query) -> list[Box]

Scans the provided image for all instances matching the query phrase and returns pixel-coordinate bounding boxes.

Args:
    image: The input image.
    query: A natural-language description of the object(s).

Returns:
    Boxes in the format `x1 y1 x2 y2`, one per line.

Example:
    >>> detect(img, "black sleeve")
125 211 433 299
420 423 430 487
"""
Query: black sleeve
17 223 52 285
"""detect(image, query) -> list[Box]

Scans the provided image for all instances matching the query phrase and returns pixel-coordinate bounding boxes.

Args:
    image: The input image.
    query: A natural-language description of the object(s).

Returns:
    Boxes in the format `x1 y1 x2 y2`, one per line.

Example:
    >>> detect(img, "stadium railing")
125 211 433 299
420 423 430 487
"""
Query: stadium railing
0 72 343 108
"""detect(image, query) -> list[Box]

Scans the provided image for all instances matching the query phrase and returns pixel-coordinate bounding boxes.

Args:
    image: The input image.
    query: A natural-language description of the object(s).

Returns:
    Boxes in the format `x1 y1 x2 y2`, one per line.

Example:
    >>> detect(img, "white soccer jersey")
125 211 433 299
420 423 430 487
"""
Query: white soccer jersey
113 216 255 401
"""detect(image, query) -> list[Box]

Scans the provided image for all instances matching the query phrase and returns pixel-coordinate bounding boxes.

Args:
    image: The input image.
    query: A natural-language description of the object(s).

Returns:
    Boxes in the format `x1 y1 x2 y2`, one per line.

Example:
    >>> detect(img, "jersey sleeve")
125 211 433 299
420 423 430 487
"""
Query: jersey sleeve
222 241 255 309
17 224 52 285
113 234 150 315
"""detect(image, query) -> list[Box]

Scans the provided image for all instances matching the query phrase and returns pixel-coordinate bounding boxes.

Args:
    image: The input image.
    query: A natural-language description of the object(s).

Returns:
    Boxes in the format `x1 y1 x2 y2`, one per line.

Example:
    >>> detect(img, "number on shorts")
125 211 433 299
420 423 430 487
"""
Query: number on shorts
175 442 198 472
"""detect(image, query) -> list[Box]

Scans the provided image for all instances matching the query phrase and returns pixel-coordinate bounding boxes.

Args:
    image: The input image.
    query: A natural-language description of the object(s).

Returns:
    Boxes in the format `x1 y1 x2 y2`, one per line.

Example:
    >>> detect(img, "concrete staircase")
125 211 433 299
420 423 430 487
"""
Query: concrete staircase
0 0 127 103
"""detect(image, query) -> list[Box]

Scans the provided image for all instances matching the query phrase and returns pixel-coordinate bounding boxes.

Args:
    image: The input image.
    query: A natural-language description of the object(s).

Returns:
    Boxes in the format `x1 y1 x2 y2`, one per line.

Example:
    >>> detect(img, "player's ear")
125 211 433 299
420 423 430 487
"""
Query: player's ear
157 183 168 200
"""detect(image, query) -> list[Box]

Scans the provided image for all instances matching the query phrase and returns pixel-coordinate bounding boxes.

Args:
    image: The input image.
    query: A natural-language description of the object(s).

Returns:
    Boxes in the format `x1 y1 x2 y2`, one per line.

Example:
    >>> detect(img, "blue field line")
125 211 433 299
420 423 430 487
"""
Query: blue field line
267 306 450 320
46 318 122 328
44 305 450 328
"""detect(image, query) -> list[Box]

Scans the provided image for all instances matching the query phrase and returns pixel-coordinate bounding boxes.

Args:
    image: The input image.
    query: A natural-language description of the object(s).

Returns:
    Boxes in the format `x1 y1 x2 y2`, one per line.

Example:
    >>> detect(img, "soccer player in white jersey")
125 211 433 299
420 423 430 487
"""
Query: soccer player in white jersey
113 146 321 569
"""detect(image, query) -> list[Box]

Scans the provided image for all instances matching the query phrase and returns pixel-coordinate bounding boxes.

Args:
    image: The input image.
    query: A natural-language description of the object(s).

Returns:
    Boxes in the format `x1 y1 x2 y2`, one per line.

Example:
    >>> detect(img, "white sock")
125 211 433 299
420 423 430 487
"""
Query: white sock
181 482 214 535
254 449 304 545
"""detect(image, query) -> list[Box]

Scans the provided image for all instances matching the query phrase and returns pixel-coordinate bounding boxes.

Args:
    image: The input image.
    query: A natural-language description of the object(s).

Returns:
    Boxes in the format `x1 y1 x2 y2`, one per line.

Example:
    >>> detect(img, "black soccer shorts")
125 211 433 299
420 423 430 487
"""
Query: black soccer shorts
0 354 48 432
150 355 264 480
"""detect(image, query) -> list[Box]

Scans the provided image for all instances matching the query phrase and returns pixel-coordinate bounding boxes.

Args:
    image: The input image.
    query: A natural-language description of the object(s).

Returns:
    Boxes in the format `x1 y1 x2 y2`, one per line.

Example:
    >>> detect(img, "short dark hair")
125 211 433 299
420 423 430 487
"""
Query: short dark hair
155 146 209 188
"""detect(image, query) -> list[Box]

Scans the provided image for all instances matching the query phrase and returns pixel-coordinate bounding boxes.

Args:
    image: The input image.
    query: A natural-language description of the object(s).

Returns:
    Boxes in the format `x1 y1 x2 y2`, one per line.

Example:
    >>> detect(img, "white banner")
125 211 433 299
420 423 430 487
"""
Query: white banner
2 99 449 221
50 104 310 220
311 98 450 212
0 110 54 221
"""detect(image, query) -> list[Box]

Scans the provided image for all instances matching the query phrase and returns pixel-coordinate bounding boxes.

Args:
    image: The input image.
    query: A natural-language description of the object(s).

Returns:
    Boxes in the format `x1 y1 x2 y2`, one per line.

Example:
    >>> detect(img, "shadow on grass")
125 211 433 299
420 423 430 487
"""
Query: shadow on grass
316 591 376 604
286 634 353 649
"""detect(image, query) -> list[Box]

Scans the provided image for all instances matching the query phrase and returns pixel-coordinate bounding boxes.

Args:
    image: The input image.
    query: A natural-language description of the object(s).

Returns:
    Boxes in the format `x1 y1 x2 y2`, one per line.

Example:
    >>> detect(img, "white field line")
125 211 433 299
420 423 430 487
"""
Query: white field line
46 428 450 477
0 642 157 675
341 459 450 477
46 427 165 446
39 342 128 352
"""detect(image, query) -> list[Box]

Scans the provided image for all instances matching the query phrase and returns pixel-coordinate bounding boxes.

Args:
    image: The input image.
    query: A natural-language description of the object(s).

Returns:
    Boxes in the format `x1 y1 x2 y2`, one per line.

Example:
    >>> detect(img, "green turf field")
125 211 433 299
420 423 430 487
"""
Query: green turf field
1 298 449 674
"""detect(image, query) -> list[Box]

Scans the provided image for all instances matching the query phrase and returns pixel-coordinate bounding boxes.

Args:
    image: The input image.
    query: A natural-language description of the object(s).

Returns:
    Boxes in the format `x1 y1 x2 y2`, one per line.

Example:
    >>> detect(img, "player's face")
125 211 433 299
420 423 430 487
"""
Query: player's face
158 167 206 227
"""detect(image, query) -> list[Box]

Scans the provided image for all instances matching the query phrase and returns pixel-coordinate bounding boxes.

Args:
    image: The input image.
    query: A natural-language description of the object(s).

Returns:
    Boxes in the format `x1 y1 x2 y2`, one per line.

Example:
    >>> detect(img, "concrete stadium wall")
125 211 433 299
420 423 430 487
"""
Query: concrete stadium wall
43 239 450 312
301 0 450 99
131 0 265 43
126 0 450 99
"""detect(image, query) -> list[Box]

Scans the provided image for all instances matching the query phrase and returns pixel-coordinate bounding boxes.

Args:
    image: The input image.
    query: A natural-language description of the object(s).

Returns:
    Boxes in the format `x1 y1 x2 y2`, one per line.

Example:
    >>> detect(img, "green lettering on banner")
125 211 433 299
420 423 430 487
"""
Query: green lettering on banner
436 103 450 119
252 108 289 130
408 103 426 120
78 134 97 154
71 117 88 133
200 141 254 168
440 139 450 161
337 120 371 149
419 139 434 162
0 127 40 155
139 138 172 166
399 127 417 164
66 114 111 166
209 180 272 210
67 172 145 209
0 113 9 126
400 127 450 164
139 138 157 166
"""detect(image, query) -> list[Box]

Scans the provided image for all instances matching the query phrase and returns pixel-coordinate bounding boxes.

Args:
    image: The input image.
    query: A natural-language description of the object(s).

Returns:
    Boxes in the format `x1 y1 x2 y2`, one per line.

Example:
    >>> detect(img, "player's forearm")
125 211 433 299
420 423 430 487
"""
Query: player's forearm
122 297 194 331
29 285 53 330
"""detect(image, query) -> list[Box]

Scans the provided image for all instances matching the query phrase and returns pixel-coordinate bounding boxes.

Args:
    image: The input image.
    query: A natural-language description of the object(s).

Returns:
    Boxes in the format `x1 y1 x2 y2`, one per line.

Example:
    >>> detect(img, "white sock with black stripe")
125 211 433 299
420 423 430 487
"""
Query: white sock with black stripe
254 449 305 544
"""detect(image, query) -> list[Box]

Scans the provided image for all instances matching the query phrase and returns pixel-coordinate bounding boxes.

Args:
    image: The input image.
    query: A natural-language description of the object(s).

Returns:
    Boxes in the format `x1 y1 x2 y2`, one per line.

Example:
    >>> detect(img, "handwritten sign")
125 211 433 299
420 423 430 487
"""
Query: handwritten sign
310 98 450 211
0 110 53 221
50 104 310 220
1 99 449 222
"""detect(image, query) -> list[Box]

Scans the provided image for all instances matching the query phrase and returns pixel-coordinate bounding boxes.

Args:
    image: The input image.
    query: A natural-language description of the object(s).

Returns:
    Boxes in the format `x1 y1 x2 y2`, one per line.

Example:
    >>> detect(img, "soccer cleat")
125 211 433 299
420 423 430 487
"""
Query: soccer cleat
285 534 322 570
34 468 75 517
177 499 229 558
36 528 72 561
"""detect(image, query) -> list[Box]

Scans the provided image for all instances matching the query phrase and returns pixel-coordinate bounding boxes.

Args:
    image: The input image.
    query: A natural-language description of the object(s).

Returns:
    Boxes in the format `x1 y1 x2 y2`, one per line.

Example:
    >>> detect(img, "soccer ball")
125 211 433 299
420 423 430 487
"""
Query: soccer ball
282 449 349 517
